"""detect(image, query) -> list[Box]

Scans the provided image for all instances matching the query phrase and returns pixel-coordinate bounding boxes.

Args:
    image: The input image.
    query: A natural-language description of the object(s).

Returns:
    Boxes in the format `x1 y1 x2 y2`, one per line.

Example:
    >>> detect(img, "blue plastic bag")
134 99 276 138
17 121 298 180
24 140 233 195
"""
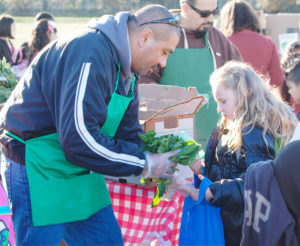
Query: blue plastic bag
179 177 225 246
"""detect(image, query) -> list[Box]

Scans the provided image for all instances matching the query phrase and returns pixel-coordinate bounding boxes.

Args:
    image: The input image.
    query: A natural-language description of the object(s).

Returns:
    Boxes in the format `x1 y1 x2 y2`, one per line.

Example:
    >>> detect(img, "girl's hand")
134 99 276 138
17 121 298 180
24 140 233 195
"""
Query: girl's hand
189 158 204 175
198 174 214 202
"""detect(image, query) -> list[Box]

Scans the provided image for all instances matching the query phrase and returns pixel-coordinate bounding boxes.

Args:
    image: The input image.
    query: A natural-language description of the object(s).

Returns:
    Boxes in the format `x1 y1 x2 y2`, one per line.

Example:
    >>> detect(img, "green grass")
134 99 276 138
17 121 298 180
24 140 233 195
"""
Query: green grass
12 15 220 49
12 16 92 48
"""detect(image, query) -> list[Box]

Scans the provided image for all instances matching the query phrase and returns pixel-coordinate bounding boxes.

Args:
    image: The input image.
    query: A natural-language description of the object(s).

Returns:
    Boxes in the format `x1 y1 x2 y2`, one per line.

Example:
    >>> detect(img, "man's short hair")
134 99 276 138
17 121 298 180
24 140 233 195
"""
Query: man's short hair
130 4 181 41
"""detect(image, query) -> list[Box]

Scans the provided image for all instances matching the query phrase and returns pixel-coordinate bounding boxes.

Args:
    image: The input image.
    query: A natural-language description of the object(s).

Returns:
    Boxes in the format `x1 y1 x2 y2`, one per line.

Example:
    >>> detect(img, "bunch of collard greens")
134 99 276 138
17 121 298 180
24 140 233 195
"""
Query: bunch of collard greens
139 130 201 207
0 59 18 103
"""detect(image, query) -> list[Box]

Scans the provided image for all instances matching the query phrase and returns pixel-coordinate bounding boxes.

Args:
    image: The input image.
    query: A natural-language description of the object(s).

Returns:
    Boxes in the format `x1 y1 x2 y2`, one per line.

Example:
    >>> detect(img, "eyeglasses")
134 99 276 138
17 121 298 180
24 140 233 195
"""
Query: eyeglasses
139 14 181 27
187 3 218 18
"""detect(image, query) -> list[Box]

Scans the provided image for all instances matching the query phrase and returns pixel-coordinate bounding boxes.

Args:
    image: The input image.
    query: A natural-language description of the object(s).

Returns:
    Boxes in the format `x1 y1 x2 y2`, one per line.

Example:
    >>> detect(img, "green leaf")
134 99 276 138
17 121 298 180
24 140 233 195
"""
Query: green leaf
139 133 149 143
171 166 179 171
152 183 166 208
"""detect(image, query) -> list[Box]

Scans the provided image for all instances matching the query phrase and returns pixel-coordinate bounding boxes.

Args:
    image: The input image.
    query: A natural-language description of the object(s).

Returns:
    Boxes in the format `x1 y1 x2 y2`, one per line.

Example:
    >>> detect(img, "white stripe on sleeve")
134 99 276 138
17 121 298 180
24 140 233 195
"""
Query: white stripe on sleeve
74 63 145 168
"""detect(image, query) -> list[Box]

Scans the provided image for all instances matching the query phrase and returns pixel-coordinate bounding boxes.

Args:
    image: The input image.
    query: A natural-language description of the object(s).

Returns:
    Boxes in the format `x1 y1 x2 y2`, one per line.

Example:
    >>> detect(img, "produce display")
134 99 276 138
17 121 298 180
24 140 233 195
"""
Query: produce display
0 59 18 103
139 130 201 207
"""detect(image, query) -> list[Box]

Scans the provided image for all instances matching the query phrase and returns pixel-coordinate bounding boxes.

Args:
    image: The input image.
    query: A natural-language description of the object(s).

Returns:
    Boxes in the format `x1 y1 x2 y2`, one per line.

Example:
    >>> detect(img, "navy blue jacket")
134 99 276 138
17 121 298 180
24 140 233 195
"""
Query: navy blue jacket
195 125 275 246
0 13 146 177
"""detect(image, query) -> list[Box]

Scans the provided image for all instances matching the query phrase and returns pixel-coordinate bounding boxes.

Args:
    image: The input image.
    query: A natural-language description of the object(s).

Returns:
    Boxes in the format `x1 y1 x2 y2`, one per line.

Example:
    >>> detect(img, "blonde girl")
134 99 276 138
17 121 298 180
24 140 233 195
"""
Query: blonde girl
212 60 296 152
196 61 297 246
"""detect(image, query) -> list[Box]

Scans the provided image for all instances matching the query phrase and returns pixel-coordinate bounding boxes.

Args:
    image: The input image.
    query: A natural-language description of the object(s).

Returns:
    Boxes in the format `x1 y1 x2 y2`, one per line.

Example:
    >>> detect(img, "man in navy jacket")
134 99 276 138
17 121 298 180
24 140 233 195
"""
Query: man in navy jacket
0 4 197 245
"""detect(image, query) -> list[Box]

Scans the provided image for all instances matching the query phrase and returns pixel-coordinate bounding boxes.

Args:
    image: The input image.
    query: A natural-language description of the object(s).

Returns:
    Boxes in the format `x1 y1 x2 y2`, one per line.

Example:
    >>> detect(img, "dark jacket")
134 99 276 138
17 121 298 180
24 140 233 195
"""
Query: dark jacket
0 12 145 177
195 125 275 246
241 160 299 246
0 39 13 64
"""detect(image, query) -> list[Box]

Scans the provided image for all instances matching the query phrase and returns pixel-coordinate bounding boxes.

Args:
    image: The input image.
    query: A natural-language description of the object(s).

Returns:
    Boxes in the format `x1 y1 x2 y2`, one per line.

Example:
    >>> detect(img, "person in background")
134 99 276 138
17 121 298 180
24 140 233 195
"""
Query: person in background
0 4 198 245
140 0 242 150
281 53 300 120
281 53 300 143
0 14 16 65
195 61 297 246
12 11 56 78
34 11 55 23
219 0 284 92
241 140 300 245
281 40 300 116
27 19 57 64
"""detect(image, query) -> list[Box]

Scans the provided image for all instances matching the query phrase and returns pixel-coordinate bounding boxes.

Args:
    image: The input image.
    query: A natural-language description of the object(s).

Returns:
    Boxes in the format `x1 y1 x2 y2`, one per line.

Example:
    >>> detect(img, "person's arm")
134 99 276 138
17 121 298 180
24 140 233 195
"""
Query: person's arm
204 127 275 211
50 45 146 177
267 41 284 88
226 39 243 61
206 176 245 211
0 40 13 64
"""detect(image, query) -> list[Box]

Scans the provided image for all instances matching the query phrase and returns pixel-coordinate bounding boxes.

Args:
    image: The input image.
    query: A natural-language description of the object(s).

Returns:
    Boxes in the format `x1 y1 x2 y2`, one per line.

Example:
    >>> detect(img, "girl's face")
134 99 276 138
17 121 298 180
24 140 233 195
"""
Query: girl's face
47 31 57 42
46 21 57 42
214 84 238 120
286 79 300 105
10 22 16 39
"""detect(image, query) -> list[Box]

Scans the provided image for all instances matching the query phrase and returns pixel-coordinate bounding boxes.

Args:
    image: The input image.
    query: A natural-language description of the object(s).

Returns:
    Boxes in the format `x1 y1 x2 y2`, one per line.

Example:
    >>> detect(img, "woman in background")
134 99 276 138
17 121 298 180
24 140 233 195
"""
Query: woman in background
219 0 283 90
0 14 16 64
27 19 57 64
13 19 57 79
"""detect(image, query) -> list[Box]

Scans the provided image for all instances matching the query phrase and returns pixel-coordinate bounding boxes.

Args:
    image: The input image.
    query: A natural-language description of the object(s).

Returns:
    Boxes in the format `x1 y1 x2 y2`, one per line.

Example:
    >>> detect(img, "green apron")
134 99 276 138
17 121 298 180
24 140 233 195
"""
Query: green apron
7 63 135 226
160 31 219 149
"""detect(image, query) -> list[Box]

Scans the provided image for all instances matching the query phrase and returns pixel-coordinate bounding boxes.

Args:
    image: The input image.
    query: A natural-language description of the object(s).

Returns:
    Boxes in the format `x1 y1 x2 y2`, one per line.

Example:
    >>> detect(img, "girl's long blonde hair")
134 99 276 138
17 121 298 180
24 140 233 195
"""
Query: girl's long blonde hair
210 61 297 152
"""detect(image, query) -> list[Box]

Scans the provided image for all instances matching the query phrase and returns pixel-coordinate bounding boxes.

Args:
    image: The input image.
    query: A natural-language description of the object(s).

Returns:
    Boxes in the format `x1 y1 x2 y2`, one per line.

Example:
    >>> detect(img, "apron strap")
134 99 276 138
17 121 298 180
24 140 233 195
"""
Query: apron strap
204 32 209 49
114 62 136 98
113 62 121 93
128 74 135 98
6 131 25 144
182 28 189 49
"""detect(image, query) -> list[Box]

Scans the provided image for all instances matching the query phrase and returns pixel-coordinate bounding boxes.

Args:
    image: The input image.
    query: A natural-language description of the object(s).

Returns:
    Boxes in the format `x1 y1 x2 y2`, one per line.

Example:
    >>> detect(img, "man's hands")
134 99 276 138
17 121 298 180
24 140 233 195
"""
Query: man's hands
142 151 208 203
142 150 180 179
165 173 198 201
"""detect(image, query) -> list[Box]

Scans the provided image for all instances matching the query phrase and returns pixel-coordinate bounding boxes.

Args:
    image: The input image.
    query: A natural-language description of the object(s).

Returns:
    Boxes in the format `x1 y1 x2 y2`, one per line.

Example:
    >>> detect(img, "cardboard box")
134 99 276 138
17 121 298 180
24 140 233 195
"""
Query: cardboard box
139 84 205 138
104 84 205 185
264 13 300 48
139 84 205 181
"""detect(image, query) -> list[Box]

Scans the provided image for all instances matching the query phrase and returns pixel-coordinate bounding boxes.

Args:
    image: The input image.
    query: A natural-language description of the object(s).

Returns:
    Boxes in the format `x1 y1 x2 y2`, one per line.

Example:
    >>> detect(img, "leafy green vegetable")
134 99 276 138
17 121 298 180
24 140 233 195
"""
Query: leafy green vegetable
0 59 18 103
0 86 12 103
152 182 166 207
139 130 201 207
170 144 201 165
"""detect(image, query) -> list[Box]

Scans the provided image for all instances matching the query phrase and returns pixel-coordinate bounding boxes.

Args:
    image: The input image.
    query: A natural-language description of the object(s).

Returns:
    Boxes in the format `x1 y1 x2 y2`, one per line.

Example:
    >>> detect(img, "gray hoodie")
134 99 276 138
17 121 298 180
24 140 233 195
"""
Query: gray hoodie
88 12 132 80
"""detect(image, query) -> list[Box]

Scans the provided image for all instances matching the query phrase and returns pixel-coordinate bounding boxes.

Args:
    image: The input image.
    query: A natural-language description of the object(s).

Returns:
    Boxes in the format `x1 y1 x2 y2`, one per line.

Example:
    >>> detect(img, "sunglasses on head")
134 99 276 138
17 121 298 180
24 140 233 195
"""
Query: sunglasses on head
187 3 218 18
139 14 181 27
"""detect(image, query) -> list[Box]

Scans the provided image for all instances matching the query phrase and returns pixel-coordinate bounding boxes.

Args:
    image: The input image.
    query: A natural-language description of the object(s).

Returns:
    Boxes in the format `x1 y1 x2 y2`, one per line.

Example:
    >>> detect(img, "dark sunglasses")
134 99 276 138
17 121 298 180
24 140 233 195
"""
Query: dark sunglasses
187 3 218 18
139 14 181 26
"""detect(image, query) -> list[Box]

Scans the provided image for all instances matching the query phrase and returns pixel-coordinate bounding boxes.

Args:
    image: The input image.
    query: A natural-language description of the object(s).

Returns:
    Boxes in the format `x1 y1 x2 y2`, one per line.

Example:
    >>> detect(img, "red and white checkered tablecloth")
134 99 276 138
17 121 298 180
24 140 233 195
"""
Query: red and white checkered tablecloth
106 180 184 246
